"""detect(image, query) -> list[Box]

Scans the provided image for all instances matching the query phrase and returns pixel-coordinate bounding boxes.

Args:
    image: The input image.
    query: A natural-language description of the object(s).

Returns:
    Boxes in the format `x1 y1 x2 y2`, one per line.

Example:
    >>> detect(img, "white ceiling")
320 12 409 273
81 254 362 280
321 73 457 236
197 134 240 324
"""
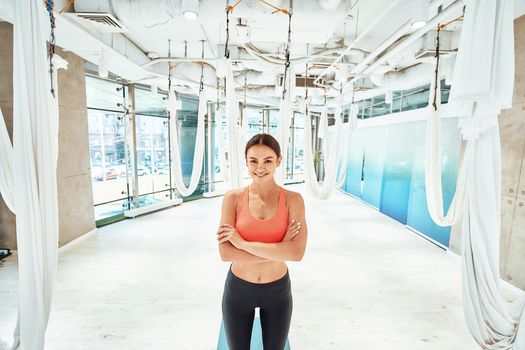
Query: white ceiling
50 0 467 105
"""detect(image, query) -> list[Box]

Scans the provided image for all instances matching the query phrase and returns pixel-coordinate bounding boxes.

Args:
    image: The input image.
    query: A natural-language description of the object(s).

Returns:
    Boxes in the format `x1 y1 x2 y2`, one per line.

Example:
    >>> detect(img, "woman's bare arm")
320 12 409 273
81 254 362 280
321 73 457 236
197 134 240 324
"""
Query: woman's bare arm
218 190 271 263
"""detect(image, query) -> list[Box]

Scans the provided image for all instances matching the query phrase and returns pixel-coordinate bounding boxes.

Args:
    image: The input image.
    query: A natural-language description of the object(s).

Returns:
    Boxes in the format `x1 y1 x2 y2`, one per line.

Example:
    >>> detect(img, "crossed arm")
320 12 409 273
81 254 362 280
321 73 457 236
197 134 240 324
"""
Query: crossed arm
217 189 308 262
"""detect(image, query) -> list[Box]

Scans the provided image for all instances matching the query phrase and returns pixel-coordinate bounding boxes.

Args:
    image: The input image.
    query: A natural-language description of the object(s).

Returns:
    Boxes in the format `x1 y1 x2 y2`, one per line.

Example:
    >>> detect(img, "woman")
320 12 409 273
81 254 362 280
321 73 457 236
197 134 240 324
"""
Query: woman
217 133 308 350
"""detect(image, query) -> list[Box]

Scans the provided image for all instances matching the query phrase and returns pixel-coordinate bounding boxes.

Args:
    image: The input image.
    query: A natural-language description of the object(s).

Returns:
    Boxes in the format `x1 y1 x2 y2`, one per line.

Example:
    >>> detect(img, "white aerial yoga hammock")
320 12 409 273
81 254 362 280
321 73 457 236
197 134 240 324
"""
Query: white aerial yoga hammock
224 58 245 189
303 99 347 199
275 64 295 185
317 101 357 189
0 1 64 349
335 104 357 188
424 0 525 348
215 104 230 183
0 107 14 213
425 77 467 226
168 87 206 197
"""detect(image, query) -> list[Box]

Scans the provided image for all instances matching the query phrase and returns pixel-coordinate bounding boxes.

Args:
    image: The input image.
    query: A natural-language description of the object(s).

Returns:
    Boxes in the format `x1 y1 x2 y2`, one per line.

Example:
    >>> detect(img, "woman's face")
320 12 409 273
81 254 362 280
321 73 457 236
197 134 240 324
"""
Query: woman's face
246 144 282 183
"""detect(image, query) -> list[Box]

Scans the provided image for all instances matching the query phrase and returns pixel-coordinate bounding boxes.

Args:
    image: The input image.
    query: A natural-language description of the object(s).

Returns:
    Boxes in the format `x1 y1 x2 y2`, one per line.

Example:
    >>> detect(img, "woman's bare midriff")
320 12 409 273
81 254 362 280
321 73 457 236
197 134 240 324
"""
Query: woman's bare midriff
231 260 288 283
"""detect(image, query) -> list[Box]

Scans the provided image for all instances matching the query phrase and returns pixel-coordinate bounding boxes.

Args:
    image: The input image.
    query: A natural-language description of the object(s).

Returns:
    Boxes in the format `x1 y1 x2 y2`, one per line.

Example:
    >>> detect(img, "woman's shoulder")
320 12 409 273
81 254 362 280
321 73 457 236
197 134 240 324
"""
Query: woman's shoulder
283 188 304 205
224 188 244 200
223 188 245 207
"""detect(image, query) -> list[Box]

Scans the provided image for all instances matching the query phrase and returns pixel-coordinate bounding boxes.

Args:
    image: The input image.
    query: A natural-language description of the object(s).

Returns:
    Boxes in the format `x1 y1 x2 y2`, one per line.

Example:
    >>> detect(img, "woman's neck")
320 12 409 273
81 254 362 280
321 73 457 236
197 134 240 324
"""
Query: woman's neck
250 179 279 198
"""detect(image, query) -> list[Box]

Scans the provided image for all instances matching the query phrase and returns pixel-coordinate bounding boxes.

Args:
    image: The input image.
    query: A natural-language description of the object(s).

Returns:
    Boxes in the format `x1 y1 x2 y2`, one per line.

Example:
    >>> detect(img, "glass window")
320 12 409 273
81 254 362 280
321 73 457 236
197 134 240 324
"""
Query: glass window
401 84 430 111
86 75 124 112
292 112 305 180
244 107 264 140
347 79 451 120
87 109 129 217
136 115 170 202
269 109 279 137
86 76 189 222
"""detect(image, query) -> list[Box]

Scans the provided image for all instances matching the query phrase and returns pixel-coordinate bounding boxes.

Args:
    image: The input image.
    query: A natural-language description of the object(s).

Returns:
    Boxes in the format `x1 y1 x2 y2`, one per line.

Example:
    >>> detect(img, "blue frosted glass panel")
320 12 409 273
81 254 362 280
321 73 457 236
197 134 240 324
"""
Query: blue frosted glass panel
343 129 365 197
379 123 417 224
406 118 461 246
361 127 386 208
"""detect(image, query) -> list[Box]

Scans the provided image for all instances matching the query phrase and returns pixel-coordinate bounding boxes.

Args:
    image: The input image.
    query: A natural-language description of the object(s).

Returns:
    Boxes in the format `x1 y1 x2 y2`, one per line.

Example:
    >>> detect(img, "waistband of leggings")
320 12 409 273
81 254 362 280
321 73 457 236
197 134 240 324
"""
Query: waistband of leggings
226 264 290 295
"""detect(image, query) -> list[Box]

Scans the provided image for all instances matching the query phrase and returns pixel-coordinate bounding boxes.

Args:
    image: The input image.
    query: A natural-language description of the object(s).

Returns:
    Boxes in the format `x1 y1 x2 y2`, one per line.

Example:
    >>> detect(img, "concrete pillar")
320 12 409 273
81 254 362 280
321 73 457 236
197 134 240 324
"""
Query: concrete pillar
500 15 525 289
55 47 96 246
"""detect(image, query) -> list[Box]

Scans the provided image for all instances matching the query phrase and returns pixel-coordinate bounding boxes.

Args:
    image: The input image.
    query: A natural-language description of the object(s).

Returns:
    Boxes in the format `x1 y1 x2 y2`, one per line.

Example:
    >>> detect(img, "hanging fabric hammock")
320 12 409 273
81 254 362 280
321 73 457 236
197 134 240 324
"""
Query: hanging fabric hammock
276 66 295 185
213 2 247 190
224 59 245 189
0 107 14 213
424 1 525 348
215 104 230 183
168 86 206 197
5 1 63 348
303 99 346 199
316 101 356 188
425 77 467 226
335 103 357 188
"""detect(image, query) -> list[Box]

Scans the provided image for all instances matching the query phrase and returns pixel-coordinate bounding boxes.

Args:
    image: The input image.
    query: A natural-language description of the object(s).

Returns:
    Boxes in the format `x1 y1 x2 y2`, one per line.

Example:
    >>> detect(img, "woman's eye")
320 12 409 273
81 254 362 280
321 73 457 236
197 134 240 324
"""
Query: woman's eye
250 160 257 163
265 160 272 163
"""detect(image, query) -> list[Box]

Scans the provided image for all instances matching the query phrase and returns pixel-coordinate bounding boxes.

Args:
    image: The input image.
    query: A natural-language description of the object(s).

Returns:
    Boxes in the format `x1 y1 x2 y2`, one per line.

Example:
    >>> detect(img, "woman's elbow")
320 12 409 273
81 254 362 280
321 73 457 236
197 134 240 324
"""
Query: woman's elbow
219 245 230 262
292 248 306 261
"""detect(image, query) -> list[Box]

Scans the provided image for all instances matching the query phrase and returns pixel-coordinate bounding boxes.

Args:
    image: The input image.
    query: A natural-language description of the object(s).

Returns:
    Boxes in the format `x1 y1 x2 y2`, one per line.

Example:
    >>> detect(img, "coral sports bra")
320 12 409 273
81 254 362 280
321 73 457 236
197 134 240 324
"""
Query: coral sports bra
235 186 289 243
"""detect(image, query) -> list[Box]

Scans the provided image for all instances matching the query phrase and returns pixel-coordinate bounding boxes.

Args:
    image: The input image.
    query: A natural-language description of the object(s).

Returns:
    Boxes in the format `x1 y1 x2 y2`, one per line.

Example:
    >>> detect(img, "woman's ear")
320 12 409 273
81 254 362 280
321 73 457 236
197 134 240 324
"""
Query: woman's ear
276 156 282 167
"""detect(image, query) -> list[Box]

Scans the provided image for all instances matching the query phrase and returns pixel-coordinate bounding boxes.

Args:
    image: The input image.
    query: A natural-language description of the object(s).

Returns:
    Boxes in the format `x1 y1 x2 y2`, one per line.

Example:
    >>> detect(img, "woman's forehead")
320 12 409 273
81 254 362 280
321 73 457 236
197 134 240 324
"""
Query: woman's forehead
247 144 277 157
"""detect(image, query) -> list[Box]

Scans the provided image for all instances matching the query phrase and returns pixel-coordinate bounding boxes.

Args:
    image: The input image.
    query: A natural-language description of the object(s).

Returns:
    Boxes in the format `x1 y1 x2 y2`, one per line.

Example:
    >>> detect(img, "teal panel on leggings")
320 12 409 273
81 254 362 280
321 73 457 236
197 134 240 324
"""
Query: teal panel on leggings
217 316 291 350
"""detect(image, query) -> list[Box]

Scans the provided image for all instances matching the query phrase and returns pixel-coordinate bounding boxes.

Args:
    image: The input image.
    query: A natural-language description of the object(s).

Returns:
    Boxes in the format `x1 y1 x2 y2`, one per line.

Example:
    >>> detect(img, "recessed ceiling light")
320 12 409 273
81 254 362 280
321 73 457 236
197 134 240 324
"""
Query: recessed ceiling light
183 10 198 19
410 0 429 30
182 0 199 20
411 21 426 30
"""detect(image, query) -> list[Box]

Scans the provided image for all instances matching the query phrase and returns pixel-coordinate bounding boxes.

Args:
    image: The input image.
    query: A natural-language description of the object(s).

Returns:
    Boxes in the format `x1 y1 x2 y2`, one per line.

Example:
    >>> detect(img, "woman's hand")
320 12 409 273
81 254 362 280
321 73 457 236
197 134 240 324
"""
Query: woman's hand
282 219 302 242
217 224 246 249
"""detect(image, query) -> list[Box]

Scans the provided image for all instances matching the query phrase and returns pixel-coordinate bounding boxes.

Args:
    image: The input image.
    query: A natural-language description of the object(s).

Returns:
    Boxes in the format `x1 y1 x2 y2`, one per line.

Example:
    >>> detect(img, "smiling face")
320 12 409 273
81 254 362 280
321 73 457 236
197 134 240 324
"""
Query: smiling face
246 144 282 183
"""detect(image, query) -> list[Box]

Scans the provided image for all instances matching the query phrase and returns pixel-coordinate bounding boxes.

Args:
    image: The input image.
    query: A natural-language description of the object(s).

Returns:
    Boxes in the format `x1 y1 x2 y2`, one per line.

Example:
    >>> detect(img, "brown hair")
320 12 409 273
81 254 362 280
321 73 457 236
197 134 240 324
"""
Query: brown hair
245 133 281 158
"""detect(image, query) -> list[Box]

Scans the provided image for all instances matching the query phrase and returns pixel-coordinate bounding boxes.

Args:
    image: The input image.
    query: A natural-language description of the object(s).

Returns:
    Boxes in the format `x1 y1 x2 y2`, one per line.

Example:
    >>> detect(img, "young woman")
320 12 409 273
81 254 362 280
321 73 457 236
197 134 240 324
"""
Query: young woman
217 133 308 350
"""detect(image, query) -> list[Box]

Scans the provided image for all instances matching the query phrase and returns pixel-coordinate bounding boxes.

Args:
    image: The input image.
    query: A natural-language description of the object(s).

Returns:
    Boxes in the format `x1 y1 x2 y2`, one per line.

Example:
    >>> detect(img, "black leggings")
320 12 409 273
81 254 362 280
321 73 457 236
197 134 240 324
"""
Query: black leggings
222 265 293 350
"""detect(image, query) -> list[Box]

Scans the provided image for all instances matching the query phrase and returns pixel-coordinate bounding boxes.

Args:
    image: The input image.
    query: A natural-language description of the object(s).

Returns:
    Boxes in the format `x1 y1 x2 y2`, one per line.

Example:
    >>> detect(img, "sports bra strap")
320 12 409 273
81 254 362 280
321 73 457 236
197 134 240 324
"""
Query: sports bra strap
279 187 286 209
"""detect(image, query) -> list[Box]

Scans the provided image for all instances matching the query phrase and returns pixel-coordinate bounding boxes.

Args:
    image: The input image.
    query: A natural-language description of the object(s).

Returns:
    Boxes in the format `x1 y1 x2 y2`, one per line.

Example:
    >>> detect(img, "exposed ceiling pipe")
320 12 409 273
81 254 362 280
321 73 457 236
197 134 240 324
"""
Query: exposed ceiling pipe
349 19 412 76
78 0 181 21
142 57 222 68
344 0 463 92
233 70 277 86
243 42 363 67
370 62 435 90
313 0 403 86
364 2 462 75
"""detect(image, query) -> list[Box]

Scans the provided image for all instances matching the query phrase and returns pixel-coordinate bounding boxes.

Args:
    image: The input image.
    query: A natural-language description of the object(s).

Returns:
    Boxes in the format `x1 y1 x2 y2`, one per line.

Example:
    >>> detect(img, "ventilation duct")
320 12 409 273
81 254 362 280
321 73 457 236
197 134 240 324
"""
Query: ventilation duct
64 12 127 33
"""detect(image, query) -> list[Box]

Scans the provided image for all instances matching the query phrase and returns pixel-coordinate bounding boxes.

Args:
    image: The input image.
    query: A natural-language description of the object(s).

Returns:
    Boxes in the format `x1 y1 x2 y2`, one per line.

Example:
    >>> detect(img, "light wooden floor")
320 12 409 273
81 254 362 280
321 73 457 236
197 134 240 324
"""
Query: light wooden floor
0 184 519 349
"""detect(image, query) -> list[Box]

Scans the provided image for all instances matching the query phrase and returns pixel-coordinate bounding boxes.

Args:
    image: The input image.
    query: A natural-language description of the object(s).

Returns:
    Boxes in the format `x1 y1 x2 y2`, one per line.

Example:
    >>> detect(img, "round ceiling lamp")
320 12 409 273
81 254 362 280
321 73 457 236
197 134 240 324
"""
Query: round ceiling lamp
410 0 429 30
319 0 341 11
182 0 199 20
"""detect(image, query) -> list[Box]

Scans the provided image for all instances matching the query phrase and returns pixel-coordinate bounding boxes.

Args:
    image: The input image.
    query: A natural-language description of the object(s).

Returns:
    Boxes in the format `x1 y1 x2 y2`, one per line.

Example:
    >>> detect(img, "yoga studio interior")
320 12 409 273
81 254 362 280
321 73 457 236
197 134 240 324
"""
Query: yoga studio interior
1 0 525 349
